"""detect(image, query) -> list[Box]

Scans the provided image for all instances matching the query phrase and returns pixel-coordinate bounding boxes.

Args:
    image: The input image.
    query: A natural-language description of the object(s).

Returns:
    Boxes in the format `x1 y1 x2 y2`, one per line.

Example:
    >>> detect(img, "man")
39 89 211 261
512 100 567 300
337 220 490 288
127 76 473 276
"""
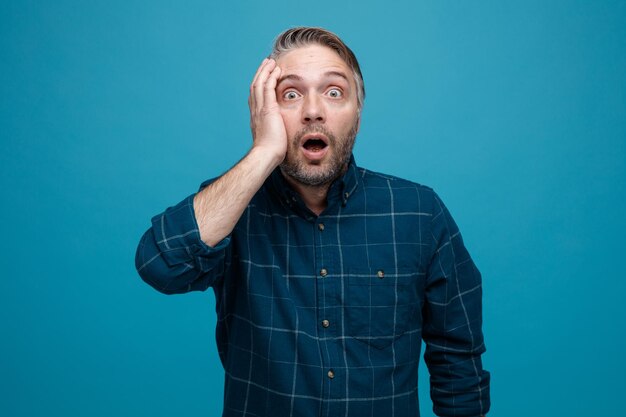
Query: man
136 27 490 417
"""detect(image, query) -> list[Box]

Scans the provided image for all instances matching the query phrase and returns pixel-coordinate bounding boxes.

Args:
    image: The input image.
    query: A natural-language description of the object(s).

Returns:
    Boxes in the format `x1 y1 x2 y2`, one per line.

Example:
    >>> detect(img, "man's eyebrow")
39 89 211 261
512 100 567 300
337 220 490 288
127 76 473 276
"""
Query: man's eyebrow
276 71 351 87
276 74 303 87
323 71 350 83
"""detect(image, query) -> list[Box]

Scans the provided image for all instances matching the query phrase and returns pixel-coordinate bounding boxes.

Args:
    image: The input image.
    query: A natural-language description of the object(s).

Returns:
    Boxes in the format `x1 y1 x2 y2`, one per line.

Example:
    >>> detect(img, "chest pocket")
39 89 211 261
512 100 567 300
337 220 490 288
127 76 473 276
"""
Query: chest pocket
346 268 420 350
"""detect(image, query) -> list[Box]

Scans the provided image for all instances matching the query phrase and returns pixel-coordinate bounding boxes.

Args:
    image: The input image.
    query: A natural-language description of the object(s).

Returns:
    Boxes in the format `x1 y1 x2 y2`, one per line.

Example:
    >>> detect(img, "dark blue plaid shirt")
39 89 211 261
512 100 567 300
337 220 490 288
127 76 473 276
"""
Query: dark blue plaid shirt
136 156 490 417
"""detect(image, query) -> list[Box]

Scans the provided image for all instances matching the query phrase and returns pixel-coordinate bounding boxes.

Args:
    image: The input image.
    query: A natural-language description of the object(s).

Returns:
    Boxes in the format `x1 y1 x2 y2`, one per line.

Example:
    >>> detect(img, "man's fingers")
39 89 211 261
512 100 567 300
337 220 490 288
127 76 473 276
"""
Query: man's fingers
253 59 276 111
249 58 268 110
251 58 268 84
263 65 282 108
251 59 272 103
249 59 282 139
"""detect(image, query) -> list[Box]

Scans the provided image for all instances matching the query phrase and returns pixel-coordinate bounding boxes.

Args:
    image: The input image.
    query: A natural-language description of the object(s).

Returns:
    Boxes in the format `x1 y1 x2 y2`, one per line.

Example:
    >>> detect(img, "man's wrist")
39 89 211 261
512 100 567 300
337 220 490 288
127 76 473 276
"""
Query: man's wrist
248 144 285 170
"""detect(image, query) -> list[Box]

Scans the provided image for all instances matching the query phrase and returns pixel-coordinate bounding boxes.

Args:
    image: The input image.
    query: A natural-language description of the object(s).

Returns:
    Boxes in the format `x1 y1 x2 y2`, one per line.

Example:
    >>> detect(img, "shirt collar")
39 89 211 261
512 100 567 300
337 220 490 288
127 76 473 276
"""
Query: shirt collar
267 154 361 212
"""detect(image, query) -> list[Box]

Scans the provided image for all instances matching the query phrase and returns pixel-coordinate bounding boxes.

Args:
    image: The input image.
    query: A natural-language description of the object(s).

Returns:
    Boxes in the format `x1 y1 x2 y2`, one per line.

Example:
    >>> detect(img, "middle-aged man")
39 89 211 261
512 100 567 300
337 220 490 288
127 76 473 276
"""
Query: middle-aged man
136 27 490 417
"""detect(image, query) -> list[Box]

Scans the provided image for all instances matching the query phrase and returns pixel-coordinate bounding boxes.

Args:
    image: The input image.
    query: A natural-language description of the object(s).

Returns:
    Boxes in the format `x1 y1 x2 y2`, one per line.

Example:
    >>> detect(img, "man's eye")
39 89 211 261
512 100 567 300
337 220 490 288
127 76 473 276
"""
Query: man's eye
283 91 299 100
328 88 343 98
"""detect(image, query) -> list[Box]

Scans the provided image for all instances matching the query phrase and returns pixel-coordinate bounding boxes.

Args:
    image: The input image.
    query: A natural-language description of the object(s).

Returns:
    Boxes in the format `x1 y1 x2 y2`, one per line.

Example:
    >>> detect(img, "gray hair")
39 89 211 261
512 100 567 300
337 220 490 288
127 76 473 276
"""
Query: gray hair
269 27 365 110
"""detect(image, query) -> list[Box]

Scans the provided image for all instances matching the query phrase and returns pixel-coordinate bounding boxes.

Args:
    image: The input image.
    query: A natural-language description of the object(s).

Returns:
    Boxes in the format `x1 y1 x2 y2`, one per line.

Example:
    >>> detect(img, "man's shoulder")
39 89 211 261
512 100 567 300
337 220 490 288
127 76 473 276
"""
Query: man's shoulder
354 166 441 214
357 166 435 195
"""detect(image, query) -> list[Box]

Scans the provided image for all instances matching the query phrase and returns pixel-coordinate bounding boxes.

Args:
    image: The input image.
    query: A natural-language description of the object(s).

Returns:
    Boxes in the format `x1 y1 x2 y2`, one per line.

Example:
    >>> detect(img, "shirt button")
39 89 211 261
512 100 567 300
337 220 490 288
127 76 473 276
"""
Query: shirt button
327 370 335 379
377 270 385 279
320 268 328 277
321 319 330 328
318 223 325 231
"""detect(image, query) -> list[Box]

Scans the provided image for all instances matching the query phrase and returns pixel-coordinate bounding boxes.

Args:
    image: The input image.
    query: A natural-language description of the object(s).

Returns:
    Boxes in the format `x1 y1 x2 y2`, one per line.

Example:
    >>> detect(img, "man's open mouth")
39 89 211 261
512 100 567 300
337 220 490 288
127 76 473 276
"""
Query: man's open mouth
302 138 328 152
300 133 329 150
298 133 330 161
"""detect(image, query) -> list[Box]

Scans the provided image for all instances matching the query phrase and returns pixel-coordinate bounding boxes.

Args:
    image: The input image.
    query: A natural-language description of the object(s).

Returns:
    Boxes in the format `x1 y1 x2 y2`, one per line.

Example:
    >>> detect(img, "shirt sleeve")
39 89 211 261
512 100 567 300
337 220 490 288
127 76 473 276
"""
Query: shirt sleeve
422 191 491 417
135 180 231 294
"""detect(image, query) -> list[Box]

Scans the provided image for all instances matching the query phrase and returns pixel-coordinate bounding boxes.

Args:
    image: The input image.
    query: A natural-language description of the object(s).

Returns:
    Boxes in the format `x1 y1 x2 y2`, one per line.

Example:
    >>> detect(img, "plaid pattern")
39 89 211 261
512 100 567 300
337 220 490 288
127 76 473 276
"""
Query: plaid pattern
136 156 490 417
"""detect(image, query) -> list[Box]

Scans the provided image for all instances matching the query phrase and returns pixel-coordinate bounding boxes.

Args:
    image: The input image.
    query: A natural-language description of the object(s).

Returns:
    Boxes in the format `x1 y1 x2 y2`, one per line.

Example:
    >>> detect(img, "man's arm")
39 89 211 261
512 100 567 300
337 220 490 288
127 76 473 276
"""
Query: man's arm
135 58 287 293
422 192 491 417
194 58 286 246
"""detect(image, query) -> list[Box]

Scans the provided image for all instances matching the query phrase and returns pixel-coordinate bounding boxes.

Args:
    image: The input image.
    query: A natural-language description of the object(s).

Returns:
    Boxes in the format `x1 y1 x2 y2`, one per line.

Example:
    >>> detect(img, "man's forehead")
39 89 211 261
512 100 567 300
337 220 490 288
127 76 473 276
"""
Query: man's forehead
275 44 353 85
276 44 349 70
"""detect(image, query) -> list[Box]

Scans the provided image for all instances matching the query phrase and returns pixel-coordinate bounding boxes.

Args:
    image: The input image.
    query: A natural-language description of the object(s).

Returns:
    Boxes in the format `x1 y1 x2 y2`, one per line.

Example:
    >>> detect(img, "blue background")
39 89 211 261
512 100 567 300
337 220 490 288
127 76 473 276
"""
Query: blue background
2 1 625 416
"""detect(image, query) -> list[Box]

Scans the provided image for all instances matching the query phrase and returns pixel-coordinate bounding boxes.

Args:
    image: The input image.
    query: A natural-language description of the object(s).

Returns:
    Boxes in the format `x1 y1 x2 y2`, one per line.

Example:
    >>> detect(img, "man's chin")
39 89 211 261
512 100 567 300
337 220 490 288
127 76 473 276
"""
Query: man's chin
280 160 348 187
281 166 332 187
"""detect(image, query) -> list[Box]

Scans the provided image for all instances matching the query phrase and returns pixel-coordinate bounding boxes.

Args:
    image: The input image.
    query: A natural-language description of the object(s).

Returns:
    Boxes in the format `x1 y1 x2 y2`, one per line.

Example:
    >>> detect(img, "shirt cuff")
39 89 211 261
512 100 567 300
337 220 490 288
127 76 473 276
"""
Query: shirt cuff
150 193 230 267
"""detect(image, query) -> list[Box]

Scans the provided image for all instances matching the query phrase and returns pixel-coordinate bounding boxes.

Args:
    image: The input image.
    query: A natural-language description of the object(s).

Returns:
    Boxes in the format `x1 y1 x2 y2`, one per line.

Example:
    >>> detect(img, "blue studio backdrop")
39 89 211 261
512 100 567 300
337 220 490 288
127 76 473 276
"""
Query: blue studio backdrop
1 1 625 416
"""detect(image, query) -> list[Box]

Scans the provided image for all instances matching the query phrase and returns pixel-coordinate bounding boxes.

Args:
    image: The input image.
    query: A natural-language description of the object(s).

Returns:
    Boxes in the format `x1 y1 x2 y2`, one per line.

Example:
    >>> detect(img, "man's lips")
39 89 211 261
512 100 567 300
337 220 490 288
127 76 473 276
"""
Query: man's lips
299 133 329 148
299 133 329 161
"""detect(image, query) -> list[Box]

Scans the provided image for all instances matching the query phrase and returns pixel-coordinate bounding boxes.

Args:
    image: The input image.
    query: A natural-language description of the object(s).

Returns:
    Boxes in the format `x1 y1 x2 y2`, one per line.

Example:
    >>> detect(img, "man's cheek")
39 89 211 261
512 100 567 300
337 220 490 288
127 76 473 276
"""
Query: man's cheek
279 113 298 140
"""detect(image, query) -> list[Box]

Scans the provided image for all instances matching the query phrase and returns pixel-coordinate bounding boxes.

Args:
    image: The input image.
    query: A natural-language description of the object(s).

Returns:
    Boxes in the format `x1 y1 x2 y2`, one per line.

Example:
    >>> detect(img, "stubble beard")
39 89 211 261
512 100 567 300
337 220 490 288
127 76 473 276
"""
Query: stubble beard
280 122 358 187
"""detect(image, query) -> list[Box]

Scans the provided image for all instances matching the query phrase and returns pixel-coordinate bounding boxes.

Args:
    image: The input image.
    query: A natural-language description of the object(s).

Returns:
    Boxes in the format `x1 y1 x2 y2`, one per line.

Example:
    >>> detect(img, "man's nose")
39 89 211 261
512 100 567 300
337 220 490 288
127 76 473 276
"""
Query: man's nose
302 94 325 124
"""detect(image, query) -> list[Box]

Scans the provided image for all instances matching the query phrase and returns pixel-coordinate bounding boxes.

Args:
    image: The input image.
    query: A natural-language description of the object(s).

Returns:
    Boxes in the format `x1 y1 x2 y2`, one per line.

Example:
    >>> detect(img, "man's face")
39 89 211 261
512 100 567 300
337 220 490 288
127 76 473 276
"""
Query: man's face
275 44 361 186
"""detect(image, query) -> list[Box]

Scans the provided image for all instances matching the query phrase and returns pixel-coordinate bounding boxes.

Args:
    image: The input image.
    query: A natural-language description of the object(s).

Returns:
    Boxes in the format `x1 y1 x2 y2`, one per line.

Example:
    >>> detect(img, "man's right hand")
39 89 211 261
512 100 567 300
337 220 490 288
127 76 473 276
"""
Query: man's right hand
248 58 288 166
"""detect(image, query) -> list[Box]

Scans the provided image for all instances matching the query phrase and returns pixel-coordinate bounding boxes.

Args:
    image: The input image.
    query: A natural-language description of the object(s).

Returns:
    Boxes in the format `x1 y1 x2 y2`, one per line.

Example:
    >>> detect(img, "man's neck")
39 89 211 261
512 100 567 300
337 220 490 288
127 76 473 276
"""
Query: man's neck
282 175 331 216
281 163 349 216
